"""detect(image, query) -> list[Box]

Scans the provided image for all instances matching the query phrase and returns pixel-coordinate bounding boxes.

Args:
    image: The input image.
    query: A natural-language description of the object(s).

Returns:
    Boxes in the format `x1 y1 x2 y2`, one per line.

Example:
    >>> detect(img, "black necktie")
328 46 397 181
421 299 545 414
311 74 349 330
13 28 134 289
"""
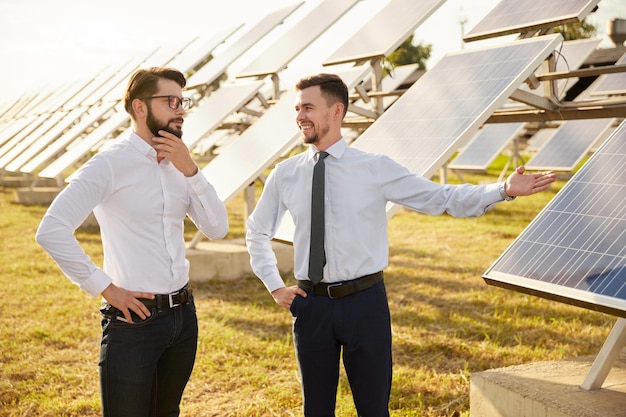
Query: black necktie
308 151 329 285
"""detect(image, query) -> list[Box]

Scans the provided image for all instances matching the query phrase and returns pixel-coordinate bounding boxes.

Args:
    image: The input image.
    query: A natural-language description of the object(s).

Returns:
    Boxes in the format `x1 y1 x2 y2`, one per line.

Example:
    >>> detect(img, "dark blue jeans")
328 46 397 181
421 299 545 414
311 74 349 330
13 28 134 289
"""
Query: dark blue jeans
99 299 198 417
290 280 392 417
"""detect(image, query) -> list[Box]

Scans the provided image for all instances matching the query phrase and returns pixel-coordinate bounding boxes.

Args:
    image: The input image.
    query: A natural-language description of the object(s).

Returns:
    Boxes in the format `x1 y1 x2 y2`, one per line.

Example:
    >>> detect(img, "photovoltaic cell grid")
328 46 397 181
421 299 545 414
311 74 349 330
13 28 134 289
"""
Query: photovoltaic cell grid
527 127 559 152
185 2 304 89
464 0 600 42
484 119 626 318
525 118 615 171
448 123 525 171
352 34 563 191
590 53 626 96
236 0 359 79
322 0 445 66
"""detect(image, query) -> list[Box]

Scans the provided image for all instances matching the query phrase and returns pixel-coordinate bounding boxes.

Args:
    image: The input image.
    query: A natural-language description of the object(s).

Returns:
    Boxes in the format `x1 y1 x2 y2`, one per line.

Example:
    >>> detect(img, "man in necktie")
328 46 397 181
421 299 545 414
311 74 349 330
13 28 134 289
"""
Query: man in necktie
245 73 556 417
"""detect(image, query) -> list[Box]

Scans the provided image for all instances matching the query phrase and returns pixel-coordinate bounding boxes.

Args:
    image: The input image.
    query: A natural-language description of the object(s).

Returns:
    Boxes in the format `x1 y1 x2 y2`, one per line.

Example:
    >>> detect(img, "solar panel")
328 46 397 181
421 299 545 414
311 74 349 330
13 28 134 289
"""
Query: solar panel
273 34 564 243
236 0 358 79
166 25 243 76
352 35 563 202
202 66 369 203
0 111 67 166
590 53 626 97
525 118 615 171
448 123 525 171
527 127 558 152
5 102 117 173
37 110 130 179
182 81 265 150
189 66 370 247
464 0 600 42
483 119 626 318
322 0 445 66
185 2 304 89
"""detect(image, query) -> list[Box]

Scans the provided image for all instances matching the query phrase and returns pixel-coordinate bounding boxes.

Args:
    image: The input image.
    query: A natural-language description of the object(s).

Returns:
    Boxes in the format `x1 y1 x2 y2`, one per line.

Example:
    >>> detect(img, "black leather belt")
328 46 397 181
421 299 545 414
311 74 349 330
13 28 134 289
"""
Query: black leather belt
139 286 193 308
297 271 383 299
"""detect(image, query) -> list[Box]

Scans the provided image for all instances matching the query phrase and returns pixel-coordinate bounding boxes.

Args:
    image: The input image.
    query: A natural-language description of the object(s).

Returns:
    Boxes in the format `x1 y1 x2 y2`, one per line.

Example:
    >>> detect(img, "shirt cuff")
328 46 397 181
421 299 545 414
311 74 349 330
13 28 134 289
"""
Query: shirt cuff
498 181 516 201
262 272 287 294
81 268 113 298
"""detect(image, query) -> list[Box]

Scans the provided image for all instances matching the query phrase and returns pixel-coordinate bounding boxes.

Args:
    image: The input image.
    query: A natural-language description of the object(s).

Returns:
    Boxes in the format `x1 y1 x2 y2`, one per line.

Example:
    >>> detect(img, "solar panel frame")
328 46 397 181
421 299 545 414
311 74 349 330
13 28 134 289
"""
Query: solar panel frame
448 123 525 171
185 2 304 89
235 0 359 79
464 0 600 42
5 102 117 173
352 34 564 217
524 118 615 171
202 66 370 203
483 119 626 318
37 109 130 179
589 53 626 97
182 81 265 150
527 127 559 152
273 34 564 243
322 0 445 66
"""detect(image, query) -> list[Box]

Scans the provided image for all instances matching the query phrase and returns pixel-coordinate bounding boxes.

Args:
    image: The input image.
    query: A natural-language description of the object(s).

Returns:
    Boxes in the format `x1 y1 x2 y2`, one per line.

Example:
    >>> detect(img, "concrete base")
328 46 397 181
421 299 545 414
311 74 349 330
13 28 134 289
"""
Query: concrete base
186 238 294 282
13 186 61 205
470 349 626 417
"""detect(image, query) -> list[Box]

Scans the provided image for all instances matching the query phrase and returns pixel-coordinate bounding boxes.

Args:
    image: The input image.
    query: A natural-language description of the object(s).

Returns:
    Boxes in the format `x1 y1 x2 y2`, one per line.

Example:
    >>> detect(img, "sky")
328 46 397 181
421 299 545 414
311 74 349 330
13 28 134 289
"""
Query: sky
0 0 623 105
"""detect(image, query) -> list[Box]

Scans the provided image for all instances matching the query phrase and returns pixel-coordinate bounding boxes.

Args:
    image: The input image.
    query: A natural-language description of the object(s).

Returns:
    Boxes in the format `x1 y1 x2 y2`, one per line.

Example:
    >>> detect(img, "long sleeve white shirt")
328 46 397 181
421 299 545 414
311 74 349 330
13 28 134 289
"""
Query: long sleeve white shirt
36 132 228 297
246 138 504 293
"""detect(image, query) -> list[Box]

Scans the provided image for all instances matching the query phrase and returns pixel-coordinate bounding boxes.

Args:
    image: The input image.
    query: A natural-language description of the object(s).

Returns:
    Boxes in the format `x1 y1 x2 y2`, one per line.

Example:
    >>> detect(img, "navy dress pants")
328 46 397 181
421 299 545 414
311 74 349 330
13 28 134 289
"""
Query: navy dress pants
290 280 392 417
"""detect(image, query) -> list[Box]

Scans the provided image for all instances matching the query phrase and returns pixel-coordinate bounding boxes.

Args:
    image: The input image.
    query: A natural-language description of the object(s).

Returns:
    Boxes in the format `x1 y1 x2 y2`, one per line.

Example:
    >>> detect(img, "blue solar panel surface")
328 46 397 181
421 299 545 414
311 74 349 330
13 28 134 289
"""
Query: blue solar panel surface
464 0 599 42
449 123 524 171
484 119 626 317
525 118 615 171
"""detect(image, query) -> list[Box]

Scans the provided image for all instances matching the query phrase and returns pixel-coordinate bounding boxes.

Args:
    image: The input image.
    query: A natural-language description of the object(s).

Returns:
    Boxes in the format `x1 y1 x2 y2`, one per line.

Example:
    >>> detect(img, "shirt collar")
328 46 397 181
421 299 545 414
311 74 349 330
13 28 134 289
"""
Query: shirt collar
308 138 347 161
129 131 157 158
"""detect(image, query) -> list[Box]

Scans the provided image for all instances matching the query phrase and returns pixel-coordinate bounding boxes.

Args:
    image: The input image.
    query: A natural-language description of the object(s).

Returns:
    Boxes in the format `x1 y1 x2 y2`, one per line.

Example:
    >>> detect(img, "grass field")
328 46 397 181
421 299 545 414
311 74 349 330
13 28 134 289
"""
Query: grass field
0 159 615 416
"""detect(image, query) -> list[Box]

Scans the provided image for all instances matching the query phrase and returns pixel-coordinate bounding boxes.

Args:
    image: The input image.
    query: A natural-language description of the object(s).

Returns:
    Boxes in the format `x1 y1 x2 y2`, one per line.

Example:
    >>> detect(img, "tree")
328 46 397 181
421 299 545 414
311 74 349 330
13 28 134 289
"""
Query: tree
384 34 431 76
554 20 597 41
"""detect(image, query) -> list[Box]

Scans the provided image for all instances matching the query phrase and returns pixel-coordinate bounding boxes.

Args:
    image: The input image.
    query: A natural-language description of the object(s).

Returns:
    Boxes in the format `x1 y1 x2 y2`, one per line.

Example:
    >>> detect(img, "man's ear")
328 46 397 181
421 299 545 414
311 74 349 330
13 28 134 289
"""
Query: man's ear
334 102 345 119
131 98 147 119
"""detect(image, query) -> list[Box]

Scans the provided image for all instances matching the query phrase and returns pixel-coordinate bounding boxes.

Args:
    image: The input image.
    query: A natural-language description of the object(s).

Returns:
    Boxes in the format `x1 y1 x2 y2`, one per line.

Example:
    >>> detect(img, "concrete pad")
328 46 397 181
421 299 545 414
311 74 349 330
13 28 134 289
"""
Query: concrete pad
186 238 294 281
13 186 61 205
470 349 626 417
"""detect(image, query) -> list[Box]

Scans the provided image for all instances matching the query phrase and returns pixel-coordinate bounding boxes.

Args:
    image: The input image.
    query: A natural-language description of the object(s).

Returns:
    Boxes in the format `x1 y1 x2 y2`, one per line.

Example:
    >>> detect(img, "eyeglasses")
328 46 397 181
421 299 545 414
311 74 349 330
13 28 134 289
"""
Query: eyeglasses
140 95 191 110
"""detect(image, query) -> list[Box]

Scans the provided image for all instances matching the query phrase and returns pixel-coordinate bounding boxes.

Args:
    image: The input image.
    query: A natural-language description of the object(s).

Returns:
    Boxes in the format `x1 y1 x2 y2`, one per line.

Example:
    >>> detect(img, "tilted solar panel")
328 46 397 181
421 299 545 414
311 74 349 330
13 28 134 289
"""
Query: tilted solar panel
236 0 359 79
449 123 525 171
352 34 564 218
274 34 564 243
590 53 626 97
464 0 599 42
322 0 445 66
525 118 615 171
484 119 626 318
185 2 304 89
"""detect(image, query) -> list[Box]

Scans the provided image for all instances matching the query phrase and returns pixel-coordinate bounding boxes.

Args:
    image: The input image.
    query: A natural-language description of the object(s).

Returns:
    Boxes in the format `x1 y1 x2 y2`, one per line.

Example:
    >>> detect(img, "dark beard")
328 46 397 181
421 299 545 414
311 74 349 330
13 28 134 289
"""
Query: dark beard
303 133 317 144
146 107 183 138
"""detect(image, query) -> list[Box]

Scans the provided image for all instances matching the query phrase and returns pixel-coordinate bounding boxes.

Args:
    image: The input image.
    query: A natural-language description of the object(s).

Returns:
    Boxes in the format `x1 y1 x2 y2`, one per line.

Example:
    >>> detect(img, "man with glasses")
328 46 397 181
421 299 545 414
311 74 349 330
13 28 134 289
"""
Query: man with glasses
36 67 229 416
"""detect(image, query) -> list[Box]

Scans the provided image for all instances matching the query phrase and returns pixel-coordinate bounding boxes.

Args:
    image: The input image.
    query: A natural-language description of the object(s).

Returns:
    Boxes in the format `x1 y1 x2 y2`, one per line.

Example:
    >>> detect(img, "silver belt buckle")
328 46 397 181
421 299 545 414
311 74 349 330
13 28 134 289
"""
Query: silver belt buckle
326 283 343 299
168 291 182 308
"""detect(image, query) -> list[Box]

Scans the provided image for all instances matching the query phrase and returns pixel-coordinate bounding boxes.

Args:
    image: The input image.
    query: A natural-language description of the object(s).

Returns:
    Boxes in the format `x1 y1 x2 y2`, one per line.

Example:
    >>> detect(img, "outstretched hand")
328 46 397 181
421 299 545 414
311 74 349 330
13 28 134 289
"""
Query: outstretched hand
505 166 556 197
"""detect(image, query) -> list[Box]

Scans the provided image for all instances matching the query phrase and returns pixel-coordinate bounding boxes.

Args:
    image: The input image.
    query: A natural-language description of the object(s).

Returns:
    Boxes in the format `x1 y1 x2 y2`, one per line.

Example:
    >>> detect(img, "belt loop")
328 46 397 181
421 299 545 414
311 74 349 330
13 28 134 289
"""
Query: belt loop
156 295 163 313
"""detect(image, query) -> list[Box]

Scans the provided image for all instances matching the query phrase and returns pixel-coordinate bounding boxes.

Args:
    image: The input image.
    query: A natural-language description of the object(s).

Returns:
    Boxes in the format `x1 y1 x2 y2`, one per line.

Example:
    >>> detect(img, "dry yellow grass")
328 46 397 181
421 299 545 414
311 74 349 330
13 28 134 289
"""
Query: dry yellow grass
0 162 614 416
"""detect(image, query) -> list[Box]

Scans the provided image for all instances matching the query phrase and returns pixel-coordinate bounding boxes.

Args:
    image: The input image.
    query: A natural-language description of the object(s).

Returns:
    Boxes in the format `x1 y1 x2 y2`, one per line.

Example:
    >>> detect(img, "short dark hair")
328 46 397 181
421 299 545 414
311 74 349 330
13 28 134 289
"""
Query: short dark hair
295 73 348 118
123 67 187 117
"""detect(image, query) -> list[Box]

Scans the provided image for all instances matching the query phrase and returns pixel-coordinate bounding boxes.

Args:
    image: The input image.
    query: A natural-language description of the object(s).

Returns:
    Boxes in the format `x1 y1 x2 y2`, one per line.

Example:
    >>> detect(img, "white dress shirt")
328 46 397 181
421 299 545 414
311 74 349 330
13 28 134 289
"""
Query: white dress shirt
246 138 504 293
36 132 228 297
